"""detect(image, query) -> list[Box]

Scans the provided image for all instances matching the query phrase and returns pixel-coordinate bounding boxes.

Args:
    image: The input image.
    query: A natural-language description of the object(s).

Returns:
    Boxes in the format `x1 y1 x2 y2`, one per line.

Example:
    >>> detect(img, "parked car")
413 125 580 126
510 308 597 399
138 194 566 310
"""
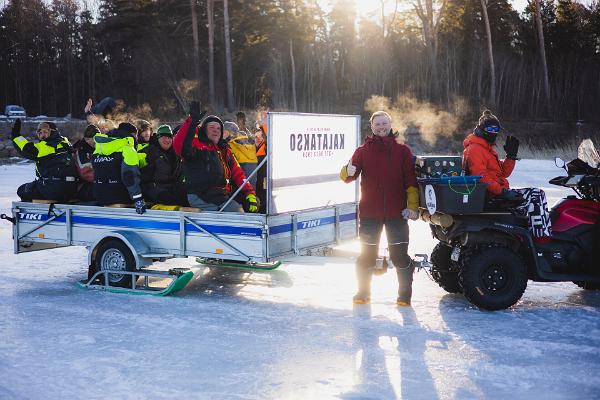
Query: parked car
4 105 26 119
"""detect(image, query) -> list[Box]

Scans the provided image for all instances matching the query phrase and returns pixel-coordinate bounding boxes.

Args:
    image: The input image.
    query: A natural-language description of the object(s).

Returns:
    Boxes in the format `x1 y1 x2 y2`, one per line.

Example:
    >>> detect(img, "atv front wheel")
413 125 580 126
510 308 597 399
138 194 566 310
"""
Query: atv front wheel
430 243 462 294
460 246 527 311
573 281 600 290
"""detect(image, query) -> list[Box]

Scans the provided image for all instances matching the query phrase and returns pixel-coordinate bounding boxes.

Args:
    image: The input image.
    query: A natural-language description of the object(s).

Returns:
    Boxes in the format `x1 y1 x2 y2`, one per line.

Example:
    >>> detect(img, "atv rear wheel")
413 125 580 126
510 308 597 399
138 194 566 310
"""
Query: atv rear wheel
459 246 527 311
573 281 600 290
430 243 462 294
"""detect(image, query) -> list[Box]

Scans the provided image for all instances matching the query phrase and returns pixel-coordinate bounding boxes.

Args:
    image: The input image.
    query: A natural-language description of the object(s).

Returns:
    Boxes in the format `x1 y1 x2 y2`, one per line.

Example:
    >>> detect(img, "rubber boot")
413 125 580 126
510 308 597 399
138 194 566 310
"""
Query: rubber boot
391 245 414 306
353 244 377 304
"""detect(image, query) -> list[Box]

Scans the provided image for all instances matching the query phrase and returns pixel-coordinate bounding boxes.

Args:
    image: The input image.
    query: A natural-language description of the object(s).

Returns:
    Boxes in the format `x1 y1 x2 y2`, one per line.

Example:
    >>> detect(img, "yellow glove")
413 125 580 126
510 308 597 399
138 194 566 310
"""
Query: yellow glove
245 194 259 213
340 160 356 181
406 186 419 211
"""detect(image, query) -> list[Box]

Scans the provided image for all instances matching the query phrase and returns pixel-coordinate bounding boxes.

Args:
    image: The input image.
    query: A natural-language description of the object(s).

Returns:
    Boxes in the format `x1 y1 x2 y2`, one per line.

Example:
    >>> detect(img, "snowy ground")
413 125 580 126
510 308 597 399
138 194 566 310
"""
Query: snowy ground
1 160 599 400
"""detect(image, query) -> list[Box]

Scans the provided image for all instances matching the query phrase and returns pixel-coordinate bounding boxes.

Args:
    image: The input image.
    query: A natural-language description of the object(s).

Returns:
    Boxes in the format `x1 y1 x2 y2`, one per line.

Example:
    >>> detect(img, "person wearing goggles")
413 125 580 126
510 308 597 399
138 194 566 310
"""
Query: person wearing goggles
463 110 552 238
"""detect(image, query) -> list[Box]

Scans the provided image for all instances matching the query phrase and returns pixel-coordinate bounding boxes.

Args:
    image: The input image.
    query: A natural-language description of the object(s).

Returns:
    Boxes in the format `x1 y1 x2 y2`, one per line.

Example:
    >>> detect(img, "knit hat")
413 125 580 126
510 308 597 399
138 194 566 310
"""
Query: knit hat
112 122 138 138
138 119 151 132
475 110 501 144
223 121 240 136
37 122 58 134
84 124 101 138
198 115 224 144
156 124 173 138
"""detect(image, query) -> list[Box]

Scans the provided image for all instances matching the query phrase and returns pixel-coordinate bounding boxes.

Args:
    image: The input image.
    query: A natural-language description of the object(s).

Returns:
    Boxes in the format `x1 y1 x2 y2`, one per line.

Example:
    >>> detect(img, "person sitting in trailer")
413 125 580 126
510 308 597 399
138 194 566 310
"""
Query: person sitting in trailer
254 113 268 213
223 121 258 187
11 119 77 203
141 124 188 207
73 124 100 202
91 122 146 214
136 119 155 169
173 101 259 213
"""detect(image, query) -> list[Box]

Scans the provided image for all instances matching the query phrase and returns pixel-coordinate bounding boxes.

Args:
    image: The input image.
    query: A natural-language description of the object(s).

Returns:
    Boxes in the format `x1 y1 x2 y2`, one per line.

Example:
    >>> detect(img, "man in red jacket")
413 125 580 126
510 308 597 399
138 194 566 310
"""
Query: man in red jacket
340 111 419 306
173 102 259 213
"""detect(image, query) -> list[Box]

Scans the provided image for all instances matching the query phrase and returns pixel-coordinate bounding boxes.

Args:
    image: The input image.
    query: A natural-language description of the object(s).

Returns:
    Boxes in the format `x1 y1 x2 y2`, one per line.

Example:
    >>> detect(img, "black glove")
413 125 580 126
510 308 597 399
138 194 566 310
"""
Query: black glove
11 118 22 139
501 188 524 202
504 135 519 160
189 101 205 122
134 197 146 214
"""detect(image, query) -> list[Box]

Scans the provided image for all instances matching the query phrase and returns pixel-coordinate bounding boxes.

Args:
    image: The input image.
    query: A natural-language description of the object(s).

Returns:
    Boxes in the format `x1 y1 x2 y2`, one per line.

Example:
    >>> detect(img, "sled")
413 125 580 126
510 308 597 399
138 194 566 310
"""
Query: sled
77 267 195 296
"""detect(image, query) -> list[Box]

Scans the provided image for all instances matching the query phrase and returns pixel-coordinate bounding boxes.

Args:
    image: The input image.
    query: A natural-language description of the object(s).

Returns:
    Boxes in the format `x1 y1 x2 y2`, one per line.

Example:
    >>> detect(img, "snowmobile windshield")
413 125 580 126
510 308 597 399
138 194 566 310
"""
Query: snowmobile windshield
577 139 600 169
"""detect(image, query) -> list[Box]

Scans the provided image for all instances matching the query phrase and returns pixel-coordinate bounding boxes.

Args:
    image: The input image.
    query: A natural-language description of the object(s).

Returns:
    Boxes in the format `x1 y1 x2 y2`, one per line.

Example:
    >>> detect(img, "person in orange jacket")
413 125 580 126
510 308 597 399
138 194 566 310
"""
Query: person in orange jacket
463 110 552 238
254 112 268 213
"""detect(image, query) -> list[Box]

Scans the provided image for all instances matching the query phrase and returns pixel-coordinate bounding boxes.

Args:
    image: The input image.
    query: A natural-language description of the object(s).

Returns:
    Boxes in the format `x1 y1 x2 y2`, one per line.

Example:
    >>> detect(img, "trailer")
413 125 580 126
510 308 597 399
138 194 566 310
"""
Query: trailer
1 112 361 295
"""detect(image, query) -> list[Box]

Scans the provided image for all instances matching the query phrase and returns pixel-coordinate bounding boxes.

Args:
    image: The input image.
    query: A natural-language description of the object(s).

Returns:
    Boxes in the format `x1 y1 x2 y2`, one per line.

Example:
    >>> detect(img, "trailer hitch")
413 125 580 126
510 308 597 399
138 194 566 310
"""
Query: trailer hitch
0 213 16 224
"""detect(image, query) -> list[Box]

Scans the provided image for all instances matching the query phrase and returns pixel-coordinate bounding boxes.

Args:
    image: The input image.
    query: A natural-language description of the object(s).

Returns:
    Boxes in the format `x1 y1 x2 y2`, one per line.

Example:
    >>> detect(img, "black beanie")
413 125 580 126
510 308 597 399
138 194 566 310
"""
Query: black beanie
84 124 101 138
112 122 138 138
475 110 501 143
198 115 224 143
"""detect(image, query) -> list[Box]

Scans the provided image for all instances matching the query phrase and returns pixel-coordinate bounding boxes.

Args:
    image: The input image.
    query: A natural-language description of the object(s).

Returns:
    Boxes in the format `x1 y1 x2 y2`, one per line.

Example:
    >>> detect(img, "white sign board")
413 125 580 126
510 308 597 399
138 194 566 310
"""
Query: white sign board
268 112 359 213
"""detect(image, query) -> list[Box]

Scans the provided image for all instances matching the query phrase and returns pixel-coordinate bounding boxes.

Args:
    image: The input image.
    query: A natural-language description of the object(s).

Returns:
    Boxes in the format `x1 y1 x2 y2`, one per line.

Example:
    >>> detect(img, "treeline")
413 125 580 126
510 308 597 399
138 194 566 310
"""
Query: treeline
1 0 599 122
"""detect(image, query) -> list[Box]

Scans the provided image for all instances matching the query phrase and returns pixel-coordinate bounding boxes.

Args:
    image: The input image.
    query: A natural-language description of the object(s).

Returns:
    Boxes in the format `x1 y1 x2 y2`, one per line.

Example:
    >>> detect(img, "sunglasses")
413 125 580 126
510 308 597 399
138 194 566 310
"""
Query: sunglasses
483 125 500 133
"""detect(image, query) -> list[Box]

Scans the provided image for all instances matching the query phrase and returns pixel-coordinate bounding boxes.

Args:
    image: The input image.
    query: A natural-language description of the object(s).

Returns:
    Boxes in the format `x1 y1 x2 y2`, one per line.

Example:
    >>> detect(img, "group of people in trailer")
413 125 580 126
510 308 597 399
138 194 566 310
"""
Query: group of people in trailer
11 99 268 215
12 100 553 307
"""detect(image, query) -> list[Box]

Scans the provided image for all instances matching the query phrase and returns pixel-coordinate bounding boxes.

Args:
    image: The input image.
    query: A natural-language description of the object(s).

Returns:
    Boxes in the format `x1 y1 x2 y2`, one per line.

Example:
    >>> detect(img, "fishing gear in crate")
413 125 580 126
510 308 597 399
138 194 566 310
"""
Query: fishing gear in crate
415 156 463 178
418 175 487 214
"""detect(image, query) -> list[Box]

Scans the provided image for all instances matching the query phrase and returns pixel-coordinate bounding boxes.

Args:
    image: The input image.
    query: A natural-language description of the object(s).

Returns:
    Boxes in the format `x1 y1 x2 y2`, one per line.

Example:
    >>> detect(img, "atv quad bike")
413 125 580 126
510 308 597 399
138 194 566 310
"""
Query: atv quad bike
422 141 600 310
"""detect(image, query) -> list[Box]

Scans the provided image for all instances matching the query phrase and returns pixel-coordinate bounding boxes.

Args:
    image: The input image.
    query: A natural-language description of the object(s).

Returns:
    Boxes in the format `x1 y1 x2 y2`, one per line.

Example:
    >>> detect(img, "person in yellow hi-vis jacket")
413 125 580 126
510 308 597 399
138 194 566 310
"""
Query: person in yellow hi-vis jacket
91 122 146 214
11 119 77 202
340 111 419 306
223 121 258 187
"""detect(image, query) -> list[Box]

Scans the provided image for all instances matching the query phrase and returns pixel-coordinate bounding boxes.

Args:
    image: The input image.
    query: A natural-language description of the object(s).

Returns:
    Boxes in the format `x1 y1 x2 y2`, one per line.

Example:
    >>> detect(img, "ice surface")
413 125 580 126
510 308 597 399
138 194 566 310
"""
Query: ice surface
0 160 599 400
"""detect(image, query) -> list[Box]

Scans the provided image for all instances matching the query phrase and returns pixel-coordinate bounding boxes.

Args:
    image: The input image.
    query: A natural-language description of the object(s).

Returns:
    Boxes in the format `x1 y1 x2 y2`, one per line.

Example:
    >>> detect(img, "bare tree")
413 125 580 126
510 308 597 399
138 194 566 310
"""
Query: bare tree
223 0 234 111
533 0 551 107
414 0 447 100
480 0 496 108
290 39 297 111
190 0 201 99
207 0 215 106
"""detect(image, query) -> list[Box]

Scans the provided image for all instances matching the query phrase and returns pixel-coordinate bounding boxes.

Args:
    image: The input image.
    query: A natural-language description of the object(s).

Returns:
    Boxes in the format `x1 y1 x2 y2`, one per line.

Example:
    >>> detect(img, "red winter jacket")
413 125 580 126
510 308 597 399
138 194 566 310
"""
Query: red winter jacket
462 133 515 196
343 135 417 220
174 116 254 202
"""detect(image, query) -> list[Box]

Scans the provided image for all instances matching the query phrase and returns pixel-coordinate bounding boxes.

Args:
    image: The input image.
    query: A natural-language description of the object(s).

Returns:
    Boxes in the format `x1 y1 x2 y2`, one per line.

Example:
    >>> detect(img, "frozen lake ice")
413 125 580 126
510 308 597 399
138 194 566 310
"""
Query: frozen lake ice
0 160 599 399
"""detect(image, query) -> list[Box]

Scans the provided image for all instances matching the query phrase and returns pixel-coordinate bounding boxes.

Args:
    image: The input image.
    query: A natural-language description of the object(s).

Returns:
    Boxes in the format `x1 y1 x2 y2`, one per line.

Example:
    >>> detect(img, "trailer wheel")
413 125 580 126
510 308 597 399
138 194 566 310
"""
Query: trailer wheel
459 246 527 311
430 243 462 294
573 281 600 290
94 239 136 288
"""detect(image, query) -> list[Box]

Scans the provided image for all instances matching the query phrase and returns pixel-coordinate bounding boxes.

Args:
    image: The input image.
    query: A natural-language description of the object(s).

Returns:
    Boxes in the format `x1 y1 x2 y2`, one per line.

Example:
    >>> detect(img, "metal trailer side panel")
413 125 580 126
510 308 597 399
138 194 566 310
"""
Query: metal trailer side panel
267 203 357 258
12 202 268 262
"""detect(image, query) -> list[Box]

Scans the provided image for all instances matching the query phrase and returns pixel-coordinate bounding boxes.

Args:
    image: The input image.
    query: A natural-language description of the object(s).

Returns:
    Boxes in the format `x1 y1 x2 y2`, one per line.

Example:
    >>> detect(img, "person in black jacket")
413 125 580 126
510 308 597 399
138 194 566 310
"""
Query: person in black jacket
73 124 99 202
12 119 77 202
141 124 188 206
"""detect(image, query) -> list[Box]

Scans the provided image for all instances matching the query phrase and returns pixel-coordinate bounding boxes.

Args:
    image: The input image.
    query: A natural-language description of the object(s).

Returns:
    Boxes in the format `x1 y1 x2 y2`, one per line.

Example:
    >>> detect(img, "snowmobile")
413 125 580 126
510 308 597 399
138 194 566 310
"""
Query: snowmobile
424 140 600 310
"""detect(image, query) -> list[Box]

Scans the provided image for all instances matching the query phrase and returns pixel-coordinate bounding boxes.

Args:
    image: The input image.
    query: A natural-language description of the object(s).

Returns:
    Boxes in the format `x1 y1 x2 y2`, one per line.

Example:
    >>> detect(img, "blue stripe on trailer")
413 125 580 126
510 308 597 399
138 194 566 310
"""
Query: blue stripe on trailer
17 213 262 237
269 212 356 235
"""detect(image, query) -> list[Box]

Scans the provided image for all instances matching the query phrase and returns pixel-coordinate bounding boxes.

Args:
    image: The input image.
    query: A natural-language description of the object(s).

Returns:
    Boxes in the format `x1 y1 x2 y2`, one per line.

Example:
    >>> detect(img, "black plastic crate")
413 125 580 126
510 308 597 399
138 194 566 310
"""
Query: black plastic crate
415 156 463 178
418 176 487 214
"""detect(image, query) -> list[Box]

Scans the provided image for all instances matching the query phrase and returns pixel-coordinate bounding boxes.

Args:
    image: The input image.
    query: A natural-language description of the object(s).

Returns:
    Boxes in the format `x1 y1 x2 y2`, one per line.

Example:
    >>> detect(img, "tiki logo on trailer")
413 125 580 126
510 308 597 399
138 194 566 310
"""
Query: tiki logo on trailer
300 218 322 229
18 213 43 221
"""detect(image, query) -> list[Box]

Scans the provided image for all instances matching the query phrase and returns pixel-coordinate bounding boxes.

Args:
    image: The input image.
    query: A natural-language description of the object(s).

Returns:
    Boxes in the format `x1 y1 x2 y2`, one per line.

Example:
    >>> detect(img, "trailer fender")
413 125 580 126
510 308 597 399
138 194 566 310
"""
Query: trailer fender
88 230 151 270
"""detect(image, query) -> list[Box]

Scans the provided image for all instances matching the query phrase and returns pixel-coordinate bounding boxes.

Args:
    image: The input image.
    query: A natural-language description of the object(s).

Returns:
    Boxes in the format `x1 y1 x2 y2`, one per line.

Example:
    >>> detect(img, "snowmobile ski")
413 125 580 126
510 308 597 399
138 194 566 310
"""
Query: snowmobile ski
77 268 195 296
195 257 282 271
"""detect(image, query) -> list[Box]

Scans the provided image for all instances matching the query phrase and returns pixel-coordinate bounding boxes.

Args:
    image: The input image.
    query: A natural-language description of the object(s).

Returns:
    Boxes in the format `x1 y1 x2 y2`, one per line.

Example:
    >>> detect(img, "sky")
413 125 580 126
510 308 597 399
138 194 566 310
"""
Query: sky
318 0 595 16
